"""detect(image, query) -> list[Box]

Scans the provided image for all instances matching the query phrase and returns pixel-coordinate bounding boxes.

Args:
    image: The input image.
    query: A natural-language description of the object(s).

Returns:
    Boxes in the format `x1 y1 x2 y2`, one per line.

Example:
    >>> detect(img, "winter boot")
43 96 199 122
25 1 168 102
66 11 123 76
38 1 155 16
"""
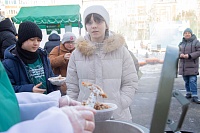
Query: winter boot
185 93 192 99
192 96 200 104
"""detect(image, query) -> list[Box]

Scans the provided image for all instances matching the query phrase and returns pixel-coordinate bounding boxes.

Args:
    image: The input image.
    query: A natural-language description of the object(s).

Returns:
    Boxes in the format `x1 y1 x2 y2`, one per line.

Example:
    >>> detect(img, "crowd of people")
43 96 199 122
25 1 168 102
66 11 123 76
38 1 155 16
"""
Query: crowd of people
0 4 200 133
0 5 138 132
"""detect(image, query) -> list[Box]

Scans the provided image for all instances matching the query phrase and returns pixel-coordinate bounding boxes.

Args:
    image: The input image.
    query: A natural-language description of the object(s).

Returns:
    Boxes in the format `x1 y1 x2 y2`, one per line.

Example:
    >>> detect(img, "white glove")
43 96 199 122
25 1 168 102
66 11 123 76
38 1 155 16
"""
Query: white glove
61 106 96 133
59 95 81 107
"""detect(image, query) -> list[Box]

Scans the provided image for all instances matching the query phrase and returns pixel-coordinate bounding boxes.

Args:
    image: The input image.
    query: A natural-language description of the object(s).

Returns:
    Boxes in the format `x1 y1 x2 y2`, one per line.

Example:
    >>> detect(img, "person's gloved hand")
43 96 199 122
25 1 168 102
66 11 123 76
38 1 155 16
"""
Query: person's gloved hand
61 106 96 133
59 95 81 107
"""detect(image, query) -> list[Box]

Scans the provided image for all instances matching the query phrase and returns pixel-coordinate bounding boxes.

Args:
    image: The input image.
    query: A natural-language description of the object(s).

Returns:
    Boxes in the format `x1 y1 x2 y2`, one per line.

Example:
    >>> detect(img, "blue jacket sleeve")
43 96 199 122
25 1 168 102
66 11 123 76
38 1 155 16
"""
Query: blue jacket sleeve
2 61 34 92
13 84 34 92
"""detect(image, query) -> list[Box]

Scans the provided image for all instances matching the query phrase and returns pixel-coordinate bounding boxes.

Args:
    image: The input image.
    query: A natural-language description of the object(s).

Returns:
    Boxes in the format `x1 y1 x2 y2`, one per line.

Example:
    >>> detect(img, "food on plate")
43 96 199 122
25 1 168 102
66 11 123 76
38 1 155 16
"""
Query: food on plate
82 101 111 110
94 102 110 110
81 82 110 109
51 75 65 80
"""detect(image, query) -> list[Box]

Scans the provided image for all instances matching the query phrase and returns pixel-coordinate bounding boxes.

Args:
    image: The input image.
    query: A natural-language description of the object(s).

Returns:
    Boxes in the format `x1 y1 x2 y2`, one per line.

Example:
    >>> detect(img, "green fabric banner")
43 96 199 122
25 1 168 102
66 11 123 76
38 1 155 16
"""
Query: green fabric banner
0 62 20 132
11 5 82 28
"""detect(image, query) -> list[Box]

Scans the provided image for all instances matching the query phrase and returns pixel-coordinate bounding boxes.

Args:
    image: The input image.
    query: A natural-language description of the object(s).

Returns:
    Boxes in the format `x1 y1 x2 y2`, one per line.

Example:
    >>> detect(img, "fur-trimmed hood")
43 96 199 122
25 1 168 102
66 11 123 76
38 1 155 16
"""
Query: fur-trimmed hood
75 33 125 56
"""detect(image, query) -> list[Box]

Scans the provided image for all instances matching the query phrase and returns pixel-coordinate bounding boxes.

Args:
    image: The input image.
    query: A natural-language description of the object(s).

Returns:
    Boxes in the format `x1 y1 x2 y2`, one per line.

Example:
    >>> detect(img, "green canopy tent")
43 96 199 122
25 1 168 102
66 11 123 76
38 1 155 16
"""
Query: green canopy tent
11 5 82 34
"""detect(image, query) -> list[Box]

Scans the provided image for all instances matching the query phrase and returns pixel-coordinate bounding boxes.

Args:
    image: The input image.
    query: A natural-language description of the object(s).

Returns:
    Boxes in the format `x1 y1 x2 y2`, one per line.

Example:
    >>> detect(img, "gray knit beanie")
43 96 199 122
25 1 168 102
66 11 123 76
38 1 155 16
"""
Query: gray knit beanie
183 28 193 35
83 5 110 28
61 32 76 44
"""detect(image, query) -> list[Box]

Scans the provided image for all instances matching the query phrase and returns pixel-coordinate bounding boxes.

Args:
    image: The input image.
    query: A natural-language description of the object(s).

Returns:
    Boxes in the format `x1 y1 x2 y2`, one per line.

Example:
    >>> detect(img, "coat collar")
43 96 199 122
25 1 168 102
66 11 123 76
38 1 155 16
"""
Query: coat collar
75 33 125 56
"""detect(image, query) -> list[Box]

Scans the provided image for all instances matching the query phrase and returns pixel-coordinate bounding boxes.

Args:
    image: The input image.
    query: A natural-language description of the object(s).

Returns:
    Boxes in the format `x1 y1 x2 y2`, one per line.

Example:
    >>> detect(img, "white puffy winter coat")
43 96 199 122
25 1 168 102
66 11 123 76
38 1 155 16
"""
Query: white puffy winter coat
66 33 138 121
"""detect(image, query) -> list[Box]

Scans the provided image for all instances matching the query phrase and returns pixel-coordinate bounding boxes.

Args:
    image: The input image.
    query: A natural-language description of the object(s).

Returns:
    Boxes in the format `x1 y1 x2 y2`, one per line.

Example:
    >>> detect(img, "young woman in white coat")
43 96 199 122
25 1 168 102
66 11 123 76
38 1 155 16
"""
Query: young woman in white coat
66 5 138 121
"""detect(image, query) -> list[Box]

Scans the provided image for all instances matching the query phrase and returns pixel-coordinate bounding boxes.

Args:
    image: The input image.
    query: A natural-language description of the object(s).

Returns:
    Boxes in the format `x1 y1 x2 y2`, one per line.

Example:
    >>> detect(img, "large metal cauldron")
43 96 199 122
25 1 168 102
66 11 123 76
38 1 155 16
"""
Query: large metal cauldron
94 120 149 133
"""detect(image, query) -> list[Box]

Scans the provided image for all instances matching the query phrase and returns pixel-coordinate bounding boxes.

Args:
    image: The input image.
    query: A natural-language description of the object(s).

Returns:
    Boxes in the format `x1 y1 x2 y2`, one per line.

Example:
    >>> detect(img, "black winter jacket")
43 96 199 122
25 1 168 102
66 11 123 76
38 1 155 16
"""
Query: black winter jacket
0 18 17 60
44 33 60 54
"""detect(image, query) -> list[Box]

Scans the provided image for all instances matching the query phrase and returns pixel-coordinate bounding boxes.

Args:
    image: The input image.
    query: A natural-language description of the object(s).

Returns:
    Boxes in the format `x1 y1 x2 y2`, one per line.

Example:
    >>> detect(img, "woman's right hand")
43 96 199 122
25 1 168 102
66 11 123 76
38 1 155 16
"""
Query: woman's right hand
33 82 46 93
